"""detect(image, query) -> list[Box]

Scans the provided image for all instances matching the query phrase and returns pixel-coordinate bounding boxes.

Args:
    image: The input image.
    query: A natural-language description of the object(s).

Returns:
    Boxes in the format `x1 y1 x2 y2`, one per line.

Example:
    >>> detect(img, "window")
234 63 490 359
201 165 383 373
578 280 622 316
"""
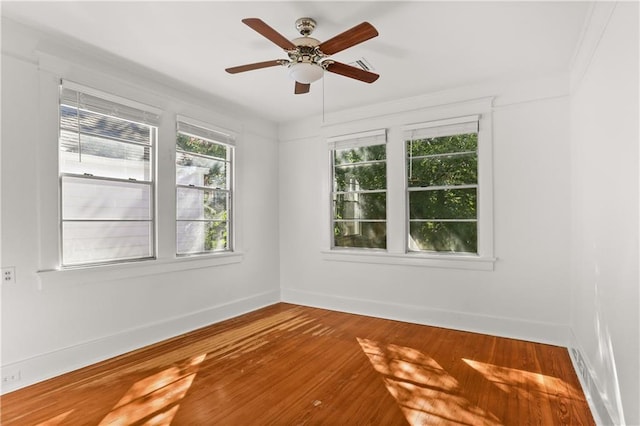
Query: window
59 81 160 267
330 130 387 249
324 105 494 269
176 117 234 255
405 116 479 254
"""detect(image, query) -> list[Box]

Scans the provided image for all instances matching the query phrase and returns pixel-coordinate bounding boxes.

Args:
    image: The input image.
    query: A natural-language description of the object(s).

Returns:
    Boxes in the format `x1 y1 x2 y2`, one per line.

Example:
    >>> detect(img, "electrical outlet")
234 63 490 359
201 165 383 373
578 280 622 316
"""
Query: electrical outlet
2 267 16 284
2 369 21 383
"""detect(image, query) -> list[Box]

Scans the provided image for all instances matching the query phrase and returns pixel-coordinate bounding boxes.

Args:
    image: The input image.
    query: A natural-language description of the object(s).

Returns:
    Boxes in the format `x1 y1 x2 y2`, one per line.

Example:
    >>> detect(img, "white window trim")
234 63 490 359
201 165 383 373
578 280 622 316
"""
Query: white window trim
321 250 495 271
321 98 496 271
36 252 244 291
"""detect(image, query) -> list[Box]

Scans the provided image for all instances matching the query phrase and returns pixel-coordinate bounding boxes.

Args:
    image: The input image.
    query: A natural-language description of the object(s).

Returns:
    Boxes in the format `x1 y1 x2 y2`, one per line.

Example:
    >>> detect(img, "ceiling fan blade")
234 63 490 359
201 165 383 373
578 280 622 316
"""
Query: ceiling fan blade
225 60 284 74
318 22 378 55
325 61 379 83
242 18 297 50
294 81 311 95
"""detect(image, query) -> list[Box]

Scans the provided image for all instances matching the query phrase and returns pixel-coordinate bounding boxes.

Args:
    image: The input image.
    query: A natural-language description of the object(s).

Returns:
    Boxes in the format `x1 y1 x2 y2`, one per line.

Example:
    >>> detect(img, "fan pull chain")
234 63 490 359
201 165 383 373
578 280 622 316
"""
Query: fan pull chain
322 74 326 124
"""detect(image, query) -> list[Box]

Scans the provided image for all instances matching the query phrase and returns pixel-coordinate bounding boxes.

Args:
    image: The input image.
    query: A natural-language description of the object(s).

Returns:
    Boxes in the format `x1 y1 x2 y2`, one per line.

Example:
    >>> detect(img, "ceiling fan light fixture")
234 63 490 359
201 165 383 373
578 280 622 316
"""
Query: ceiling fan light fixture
227 18 380 94
288 62 324 84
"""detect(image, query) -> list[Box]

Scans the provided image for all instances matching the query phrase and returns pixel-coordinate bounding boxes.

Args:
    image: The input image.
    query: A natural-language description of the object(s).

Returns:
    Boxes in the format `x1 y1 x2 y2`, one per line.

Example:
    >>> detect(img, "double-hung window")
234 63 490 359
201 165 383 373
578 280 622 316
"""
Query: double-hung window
325 104 493 269
58 81 160 267
176 117 234 255
405 116 479 254
330 130 387 249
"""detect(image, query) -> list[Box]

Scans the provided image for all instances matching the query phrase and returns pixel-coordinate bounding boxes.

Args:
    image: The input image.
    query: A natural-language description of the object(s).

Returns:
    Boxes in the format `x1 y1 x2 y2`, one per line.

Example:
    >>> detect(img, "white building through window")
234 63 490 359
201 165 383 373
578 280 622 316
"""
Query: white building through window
58 81 160 267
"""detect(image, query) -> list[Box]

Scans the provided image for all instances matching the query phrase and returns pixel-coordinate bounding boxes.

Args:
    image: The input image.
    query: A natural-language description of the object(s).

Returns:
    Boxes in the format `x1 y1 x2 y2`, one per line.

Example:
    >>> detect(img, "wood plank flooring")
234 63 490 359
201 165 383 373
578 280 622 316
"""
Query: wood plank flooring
1 303 594 425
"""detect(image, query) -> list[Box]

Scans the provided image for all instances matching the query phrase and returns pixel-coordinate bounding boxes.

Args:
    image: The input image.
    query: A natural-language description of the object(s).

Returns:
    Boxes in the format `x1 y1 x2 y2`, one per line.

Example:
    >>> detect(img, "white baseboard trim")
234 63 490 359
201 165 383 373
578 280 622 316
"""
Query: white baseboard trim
568 333 617 426
0 290 280 395
281 288 570 347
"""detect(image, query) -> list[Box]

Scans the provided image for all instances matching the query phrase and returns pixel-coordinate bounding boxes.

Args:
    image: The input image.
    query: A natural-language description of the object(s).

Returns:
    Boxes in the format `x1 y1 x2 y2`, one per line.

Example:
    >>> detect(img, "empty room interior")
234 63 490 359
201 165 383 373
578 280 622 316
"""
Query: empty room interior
1 1 638 425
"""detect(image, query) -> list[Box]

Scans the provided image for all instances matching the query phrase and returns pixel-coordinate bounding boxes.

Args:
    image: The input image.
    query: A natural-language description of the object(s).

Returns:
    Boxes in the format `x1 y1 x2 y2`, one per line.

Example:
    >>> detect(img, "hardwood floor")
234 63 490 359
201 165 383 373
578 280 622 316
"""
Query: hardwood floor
1 303 594 425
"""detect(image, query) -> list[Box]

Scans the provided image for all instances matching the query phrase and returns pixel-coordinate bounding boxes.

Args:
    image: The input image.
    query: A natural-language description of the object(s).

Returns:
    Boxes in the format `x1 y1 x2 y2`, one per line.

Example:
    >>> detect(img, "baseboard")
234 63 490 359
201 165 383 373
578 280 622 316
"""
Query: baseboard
281 288 570 347
0 290 280 395
568 332 617 426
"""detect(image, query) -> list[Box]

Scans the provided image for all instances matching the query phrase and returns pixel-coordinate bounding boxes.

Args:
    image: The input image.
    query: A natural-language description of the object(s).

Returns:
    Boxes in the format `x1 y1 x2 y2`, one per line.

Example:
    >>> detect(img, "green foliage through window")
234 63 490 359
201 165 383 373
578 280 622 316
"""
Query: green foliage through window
407 133 478 254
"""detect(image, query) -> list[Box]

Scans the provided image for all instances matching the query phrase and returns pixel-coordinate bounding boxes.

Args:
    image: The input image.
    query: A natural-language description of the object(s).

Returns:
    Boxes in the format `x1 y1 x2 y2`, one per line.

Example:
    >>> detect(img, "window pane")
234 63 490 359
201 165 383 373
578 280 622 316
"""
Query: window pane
177 220 229 254
408 153 477 187
62 221 153 265
334 192 386 220
176 152 228 188
177 188 228 220
334 144 386 165
334 221 386 249
334 163 386 191
406 133 477 156
62 176 152 220
409 188 476 220
409 221 477 253
60 131 151 180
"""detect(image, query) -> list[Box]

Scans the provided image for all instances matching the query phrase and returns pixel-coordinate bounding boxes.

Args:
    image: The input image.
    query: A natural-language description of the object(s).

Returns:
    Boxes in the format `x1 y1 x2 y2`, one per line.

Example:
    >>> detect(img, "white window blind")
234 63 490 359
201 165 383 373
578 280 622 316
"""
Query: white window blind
60 80 161 126
176 115 236 147
403 115 479 141
328 129 387 150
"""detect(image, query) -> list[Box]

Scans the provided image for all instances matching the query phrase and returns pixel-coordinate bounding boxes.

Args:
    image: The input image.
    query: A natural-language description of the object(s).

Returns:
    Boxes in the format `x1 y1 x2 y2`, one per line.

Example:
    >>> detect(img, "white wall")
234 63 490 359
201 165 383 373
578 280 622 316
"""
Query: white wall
569 3 639 425
3 7 638 424
0 19 281 392
279 80 573 346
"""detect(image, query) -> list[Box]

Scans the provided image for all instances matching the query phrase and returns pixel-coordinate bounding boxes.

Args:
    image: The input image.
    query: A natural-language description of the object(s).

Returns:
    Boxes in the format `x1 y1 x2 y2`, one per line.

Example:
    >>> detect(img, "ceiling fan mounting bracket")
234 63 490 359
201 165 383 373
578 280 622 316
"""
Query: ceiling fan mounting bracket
295 17 316 36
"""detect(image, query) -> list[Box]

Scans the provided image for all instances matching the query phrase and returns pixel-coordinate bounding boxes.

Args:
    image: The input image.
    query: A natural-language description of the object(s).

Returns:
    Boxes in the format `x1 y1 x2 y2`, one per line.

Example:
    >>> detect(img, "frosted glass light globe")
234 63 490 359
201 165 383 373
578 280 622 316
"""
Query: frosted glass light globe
289 62 324 84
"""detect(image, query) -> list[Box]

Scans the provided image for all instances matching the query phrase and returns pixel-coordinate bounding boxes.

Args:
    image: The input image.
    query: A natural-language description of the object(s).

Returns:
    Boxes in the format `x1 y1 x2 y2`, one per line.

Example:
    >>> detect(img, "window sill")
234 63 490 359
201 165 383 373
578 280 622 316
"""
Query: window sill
321 250 495 271
36 252 244 291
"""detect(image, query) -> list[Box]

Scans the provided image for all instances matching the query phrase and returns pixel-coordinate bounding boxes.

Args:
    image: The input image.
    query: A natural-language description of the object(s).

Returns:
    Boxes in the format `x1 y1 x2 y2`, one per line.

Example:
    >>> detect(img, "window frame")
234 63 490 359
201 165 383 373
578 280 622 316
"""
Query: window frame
58 80 160 268
322 101 495 271
329 129 388 251
404 115 480 255
175 116 236 256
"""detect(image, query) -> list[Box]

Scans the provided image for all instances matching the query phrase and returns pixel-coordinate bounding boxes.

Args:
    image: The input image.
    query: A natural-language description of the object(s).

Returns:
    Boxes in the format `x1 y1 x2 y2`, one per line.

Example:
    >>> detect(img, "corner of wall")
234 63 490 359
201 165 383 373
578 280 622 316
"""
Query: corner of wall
568 331 618 426
568 2 616 94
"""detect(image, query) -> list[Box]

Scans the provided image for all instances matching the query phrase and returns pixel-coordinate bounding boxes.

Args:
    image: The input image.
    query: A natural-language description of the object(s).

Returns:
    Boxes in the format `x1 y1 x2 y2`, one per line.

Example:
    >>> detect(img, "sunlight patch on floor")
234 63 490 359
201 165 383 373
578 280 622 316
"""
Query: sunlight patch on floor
358 338 501 425
462 358 582 401
98 353 206 425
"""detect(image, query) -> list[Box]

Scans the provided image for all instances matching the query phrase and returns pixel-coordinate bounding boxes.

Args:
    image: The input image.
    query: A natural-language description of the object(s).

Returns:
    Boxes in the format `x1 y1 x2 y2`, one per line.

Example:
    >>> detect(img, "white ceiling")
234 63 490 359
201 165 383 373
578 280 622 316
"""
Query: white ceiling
2 1 590 123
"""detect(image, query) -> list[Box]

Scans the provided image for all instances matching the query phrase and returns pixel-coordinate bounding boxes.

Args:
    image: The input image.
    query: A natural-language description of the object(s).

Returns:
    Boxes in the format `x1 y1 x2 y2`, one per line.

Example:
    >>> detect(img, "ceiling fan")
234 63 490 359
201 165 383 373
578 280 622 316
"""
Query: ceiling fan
225 17 380 94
